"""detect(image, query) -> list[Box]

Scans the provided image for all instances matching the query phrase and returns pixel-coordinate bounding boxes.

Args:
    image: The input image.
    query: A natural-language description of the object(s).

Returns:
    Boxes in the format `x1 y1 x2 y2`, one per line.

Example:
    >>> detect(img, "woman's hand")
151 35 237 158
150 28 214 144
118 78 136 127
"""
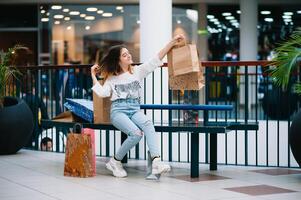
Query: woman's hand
91 64 100 77
171 34 185 46
158 34 186 60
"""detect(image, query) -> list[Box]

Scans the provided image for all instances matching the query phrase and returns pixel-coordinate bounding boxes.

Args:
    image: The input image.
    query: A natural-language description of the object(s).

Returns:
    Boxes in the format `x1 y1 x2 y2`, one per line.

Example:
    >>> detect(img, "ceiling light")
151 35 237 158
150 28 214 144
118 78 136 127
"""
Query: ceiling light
46 12 49 16
54 21 60 25
225 16 235 20
120 10 124 13
282 15 291 19
102 13 113 17
116 6 123 10
64 17 70 21
41 10 45 14
284 18 292 22
87 7 98 12
209 18 218 22
177 20 181 24
207 15 214 19
230 19 237 23
236 10 241 14
97 10 104 14
85 26 90 30
283 12 293 15
85 16 95 20
63 9 69 12
51 5 62 10
222 12 231 16
264 18 273 22
297 10 301 14
69 11 80 15
67 26 71 30
80 14 86 18
260 11 271 15
137 20 141 24
41 18 49 22
54 15 64 19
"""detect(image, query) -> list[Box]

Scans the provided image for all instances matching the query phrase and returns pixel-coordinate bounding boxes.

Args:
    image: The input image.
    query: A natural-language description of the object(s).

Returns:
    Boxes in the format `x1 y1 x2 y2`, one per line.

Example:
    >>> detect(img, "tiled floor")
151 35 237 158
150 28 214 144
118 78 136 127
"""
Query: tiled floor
0 150 301 200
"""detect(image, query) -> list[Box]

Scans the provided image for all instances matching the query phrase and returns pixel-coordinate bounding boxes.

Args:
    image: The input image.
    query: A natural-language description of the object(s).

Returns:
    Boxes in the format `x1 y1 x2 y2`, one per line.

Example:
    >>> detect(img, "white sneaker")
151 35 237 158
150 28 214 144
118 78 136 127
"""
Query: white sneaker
152 157 171 175
106 157 127 178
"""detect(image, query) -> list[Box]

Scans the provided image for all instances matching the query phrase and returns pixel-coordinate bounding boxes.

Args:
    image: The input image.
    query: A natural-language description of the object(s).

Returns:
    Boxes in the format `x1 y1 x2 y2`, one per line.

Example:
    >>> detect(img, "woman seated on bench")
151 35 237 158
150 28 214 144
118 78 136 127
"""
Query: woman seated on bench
91 34 185 178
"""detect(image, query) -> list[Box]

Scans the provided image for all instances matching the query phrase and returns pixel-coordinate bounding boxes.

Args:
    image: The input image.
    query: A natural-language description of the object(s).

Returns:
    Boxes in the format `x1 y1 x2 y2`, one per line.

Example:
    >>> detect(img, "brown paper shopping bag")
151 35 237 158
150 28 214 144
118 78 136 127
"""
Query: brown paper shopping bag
93 80 111 123
169 41 200 76
168 51 205 90
64 133 94 178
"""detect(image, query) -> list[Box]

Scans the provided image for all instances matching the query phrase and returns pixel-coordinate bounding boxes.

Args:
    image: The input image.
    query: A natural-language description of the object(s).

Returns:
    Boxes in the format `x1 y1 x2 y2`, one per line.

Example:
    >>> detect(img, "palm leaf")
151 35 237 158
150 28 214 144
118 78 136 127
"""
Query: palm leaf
270 28 301 91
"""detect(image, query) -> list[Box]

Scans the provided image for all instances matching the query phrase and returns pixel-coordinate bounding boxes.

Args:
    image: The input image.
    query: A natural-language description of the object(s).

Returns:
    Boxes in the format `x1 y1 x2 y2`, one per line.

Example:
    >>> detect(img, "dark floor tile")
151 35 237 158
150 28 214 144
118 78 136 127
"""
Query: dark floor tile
224 184 296 196
250 168 301 176
171 173 231 182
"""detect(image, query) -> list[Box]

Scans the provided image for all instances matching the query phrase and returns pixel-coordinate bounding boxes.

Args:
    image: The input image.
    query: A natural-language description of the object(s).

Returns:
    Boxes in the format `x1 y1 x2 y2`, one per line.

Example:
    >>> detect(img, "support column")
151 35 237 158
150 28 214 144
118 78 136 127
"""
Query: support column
239 0 258 108
195 3 208 105
140 0 172 159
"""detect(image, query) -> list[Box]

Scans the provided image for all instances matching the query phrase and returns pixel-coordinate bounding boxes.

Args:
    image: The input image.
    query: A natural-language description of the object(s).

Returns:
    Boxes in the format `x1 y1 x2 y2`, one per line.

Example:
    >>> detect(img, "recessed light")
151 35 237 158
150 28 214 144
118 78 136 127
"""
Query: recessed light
87 7 98 12
63 9 69 12
222 12 231 16
51 5 62 10
54 21 60 25
85 16 95 20
207 15 214 19
80 14 86 18
41 18 49 22
69 11 80 15
297 10 301 14
282 15 291 19
54 15 64 19
85 26 91 30
116 6 123 10
226 16 235 20
67 26 71 30
176 20 181 24
97 10 104 14
260 11 271 15
137 20 140 24
102 13 113 17
41 10 46 14
264 18 273 22
64 17 70 21
236 10 241 14
283 12 293 15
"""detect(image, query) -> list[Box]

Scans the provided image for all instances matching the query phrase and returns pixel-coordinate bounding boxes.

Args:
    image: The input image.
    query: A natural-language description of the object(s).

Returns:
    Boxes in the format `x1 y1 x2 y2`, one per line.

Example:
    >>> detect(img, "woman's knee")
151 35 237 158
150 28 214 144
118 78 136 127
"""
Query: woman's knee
129 130 143 143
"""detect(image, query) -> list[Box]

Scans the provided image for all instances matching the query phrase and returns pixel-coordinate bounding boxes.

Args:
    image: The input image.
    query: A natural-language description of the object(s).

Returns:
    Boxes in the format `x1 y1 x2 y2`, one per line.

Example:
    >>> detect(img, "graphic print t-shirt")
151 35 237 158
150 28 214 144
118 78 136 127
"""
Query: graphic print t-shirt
92 56 163 102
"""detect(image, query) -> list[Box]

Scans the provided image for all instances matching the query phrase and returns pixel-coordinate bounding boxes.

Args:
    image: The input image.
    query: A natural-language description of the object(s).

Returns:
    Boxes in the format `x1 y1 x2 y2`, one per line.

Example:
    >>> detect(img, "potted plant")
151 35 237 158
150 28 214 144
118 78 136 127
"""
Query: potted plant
0 45 34 155
270 27 301 167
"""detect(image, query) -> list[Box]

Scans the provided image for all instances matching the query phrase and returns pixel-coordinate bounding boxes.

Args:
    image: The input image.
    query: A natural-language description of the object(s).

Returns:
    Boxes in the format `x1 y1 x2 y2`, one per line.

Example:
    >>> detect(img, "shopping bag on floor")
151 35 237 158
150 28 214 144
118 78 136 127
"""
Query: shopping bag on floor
83 128 96 176
64 126 94 178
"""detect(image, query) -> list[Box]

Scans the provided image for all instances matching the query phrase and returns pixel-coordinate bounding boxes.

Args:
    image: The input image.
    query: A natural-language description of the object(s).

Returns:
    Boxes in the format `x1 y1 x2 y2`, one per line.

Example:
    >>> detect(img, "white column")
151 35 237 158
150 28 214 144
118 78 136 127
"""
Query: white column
196 3 208 105
239 0 258 107
139 0 172 159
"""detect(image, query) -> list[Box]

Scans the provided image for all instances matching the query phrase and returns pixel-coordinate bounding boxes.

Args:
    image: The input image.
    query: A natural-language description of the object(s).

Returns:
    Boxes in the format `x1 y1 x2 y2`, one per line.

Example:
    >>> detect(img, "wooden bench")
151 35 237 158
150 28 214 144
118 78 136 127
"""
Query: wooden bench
42 104 258 178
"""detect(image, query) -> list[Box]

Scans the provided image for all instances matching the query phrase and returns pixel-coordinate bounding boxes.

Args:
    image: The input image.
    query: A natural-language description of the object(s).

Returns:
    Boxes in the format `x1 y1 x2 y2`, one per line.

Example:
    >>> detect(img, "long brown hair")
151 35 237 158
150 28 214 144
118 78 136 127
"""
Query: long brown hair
99 45 133 81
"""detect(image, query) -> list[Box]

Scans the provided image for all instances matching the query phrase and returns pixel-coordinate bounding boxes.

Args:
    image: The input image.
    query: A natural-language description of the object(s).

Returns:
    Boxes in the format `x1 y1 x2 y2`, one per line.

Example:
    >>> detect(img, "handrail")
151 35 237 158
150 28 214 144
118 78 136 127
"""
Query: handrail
16 60 273 70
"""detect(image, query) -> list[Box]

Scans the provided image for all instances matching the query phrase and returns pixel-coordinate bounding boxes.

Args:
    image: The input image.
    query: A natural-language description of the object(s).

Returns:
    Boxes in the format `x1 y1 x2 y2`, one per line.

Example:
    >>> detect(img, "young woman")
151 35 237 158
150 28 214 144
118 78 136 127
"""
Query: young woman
91 34 185 178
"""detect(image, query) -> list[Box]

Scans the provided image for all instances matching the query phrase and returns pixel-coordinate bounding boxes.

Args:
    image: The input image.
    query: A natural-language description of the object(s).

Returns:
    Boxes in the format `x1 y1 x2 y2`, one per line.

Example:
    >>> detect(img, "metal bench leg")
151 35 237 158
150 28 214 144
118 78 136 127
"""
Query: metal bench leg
145 151 161 180
191 132 199 178
210 133 217 170
121 132 128 163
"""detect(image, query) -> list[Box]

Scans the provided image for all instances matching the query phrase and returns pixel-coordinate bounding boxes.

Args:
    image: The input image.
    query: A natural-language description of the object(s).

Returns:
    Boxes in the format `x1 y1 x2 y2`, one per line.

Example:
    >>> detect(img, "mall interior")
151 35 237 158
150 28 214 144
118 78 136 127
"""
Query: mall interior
0 0 301 200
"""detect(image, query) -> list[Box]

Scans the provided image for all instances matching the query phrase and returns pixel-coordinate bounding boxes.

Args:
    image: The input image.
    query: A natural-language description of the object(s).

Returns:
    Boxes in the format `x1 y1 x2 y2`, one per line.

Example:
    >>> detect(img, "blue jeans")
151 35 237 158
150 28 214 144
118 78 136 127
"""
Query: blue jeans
110 99 160 161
